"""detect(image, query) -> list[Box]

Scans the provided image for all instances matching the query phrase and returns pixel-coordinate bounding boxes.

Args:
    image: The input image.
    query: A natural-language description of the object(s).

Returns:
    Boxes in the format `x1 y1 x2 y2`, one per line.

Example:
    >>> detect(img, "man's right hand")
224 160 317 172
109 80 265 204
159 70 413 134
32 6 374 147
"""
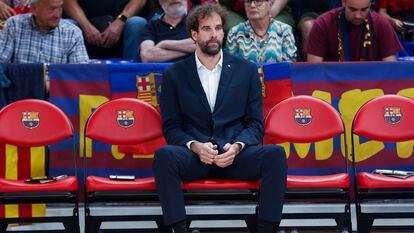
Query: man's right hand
190 141 218 164
391 18 404 31
83 25 102 46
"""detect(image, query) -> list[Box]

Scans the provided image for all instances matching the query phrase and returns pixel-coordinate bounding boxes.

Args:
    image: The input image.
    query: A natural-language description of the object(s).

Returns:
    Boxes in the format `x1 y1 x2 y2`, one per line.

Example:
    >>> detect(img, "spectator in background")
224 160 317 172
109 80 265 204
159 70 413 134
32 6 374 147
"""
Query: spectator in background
0 1 14 21
0 0 89 63
305 0 402 62
221 0 295 31
0 0 30 30
294 0 341 60
140 0 195 62
0 0 29 20
226 0 297 62
376 0 414 41
64 0 157 61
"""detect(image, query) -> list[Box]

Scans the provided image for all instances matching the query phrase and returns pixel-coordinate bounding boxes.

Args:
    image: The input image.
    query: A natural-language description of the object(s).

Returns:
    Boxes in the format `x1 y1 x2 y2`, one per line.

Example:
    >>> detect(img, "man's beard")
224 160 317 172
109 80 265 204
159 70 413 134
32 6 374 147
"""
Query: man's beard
161 3 187 18
199 38 222 56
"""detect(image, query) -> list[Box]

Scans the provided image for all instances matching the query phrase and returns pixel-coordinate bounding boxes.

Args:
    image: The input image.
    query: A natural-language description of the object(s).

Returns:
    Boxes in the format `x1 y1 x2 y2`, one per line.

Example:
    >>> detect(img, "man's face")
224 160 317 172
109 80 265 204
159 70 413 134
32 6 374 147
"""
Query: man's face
244 0 271 21
342 0 371 26
158 0 187 18
31 0 63 31
191 12 224 56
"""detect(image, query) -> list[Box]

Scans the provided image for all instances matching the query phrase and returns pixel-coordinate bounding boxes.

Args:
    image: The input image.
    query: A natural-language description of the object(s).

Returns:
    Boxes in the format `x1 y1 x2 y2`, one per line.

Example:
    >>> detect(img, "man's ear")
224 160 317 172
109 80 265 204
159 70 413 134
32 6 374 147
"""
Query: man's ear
341 0 346 7
191 29 198 42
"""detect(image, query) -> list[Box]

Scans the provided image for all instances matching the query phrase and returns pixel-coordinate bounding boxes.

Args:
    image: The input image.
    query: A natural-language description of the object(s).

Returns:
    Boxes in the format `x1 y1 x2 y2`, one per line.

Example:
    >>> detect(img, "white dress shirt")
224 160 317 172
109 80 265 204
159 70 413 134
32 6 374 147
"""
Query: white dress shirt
195 50 223 112
186 50 245 151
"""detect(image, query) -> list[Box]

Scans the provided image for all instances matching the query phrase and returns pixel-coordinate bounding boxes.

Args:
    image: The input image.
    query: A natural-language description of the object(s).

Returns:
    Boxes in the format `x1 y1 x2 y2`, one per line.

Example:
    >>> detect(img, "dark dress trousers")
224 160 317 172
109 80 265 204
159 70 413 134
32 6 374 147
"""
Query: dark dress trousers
153 52 287 225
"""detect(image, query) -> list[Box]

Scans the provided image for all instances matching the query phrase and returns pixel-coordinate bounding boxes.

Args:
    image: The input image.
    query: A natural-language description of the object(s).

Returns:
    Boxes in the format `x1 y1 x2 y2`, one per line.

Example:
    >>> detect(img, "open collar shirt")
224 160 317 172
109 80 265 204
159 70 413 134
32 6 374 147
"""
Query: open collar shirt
195 49 223 112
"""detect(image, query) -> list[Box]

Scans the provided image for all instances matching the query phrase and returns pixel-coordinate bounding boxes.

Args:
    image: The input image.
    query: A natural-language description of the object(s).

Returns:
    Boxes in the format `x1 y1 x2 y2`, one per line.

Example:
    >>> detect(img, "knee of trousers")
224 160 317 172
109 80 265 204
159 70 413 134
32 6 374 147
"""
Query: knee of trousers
152 145 179 173
124 16 147 35
261 144 287 170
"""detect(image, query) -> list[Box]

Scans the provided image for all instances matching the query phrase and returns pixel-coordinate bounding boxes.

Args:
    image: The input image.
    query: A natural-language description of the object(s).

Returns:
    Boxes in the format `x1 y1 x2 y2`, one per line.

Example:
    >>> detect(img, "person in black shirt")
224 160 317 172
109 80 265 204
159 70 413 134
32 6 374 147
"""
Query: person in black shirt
140 0 195 62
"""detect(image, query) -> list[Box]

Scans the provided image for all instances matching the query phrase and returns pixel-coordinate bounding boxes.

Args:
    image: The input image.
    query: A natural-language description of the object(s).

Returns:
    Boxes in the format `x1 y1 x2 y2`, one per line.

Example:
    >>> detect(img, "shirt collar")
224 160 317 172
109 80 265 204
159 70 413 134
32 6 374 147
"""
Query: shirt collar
195 49 223 71
160 14 187 28
246 18 275 35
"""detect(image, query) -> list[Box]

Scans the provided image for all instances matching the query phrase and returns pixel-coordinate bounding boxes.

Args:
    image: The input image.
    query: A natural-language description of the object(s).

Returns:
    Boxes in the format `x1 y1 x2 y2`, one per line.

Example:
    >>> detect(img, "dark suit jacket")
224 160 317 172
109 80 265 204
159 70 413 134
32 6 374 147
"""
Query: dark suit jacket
160 52 263 150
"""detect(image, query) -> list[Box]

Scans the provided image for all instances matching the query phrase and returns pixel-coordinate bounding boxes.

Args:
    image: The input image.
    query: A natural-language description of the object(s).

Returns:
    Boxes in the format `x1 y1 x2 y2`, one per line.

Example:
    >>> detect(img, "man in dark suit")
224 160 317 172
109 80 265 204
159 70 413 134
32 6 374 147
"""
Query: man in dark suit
153 4 287 233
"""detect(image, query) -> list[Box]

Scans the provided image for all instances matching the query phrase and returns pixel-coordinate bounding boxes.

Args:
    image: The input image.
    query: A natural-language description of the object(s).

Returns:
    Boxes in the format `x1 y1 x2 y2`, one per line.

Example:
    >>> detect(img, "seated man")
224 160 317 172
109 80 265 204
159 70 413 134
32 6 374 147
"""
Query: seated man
64 0 155 60
153 4 287 233
0 0 89 63
140 0 195 62
295 0 341 60
305 0 403 62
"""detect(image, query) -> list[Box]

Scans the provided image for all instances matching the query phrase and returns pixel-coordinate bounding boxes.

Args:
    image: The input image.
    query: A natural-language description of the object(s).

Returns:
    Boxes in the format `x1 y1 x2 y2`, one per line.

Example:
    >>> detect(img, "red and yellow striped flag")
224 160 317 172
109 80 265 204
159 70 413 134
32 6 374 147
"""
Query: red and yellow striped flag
0 144 46 219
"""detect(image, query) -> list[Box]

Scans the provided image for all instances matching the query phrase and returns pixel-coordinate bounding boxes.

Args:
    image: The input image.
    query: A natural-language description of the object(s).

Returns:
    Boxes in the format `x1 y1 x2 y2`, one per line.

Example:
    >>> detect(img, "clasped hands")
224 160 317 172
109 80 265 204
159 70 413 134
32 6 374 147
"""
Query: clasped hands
190 141 242 168
85 20 124 48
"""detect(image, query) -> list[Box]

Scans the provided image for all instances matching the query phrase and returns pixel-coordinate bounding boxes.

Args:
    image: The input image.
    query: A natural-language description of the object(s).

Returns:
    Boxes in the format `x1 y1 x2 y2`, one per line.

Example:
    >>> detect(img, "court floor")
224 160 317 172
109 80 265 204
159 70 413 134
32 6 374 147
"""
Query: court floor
5 203 414 232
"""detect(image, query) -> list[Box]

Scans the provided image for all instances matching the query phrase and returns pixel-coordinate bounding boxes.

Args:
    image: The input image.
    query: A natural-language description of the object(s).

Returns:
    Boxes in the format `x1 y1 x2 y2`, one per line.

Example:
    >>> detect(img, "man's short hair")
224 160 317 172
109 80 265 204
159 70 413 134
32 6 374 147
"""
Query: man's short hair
186 4 228 35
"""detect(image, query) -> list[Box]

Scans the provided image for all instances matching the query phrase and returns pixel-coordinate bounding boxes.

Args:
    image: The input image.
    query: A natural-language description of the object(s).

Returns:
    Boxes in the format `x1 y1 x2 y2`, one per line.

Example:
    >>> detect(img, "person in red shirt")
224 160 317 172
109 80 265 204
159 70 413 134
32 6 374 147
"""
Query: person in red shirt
305 0 402 62
0 0 29 20
0 0 30 30
376 0 414 41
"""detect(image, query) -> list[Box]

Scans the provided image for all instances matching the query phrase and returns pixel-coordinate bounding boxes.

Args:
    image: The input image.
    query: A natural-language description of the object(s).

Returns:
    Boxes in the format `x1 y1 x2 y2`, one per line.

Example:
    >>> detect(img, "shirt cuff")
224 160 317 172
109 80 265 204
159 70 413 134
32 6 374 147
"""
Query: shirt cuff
235 141 245 151
186 140 196 150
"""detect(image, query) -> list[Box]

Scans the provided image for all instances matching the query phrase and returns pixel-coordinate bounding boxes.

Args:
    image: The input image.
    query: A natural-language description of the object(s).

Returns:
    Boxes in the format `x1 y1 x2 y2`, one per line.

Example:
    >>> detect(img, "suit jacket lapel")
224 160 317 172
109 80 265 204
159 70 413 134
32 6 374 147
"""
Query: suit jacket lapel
184 54 211 113
214 53 234 112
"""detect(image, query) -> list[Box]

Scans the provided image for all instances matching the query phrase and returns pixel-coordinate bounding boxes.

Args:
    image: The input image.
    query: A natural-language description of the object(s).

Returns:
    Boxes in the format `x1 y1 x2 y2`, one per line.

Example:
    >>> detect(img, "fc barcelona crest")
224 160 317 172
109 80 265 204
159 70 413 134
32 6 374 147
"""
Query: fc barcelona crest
117 110 135 128
384 106 402 124
22 112 40 129
136 73 160 107
294 108 312 126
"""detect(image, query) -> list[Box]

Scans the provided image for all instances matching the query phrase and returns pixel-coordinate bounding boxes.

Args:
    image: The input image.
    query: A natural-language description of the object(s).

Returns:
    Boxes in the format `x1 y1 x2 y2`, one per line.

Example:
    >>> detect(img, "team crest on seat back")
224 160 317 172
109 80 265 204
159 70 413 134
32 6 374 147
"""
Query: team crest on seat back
117 110 135 128
22 111 40 129
294 108 312 126
384 106 402 124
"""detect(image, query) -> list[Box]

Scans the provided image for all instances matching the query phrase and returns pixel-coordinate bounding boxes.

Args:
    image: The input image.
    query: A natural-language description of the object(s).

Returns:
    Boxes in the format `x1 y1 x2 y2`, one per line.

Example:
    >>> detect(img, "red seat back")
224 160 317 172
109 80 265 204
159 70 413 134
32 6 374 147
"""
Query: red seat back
265 95 344 143
0 99 73 146
353 95 414 142
85 98 163 145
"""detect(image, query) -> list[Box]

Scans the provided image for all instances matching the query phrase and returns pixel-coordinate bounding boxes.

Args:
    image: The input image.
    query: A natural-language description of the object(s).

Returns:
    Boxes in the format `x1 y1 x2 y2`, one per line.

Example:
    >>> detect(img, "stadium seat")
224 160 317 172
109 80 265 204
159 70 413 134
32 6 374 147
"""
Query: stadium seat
351 94 414 232
84 98 259 232
83 98 166 233
264 95 351 232
0 99 79 233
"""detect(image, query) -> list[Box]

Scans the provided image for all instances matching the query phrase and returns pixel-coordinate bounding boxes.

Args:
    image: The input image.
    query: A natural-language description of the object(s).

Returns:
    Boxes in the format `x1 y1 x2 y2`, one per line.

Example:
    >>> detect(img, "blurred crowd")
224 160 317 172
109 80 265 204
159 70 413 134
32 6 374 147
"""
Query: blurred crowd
0 0 413 64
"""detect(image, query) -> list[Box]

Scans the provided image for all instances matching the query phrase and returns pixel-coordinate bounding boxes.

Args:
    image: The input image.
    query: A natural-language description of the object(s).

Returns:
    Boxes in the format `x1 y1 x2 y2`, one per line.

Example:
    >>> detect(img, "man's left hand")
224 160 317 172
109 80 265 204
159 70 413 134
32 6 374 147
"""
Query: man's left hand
101 20 124 48
213 143 241 168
